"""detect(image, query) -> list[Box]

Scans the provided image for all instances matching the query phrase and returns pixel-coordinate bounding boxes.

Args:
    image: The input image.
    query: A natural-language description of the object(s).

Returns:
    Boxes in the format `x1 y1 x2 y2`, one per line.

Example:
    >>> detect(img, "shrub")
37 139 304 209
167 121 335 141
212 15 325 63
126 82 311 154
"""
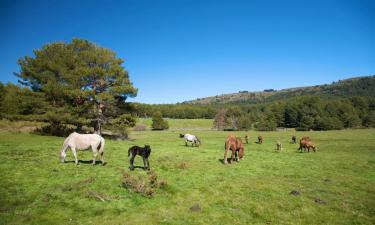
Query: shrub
121 170 167 197
152 111 169 130
34 122 75 137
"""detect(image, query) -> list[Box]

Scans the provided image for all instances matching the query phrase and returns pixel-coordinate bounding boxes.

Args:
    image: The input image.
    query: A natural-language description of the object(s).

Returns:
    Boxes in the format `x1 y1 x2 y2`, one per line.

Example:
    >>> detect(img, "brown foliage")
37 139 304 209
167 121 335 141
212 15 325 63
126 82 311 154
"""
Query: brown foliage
121 170 167 197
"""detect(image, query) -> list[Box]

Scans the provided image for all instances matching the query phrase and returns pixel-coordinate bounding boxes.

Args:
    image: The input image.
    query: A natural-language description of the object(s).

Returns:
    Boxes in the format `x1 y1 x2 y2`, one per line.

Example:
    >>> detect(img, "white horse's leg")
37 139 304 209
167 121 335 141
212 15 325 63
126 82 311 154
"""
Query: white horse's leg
71 147 78 165
92 145 98 166
98 138 105 165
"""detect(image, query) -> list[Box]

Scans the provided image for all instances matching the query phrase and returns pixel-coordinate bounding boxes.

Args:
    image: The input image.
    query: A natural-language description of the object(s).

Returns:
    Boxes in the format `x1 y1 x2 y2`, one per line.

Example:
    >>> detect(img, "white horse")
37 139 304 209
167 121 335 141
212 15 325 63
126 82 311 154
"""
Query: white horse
179 133 201 147
60 132 106 165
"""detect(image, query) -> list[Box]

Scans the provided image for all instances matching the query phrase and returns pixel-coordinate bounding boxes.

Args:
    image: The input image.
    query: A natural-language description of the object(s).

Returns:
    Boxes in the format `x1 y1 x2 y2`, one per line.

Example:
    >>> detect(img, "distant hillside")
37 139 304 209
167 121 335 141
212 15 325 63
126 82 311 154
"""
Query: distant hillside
183 75 375 105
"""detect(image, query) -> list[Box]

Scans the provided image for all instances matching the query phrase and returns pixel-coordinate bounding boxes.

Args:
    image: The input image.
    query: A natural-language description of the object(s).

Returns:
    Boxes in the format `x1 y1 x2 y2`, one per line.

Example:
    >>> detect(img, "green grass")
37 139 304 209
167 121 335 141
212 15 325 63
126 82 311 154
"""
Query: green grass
136 118 213 130
0 129 374 224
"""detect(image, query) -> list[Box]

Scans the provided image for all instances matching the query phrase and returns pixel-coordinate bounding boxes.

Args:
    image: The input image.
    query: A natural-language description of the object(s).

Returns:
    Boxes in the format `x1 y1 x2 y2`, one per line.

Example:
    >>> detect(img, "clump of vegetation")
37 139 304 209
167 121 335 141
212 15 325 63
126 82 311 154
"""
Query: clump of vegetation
151 111 169 130
121 170 167 197
34 123 76 137
213 108 252 131
109 114 136 139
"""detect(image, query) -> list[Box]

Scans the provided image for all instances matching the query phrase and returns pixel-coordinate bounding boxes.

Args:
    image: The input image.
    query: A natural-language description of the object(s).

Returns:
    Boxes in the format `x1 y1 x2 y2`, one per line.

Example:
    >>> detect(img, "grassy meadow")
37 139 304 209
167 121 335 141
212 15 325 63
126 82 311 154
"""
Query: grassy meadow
0 124 374 224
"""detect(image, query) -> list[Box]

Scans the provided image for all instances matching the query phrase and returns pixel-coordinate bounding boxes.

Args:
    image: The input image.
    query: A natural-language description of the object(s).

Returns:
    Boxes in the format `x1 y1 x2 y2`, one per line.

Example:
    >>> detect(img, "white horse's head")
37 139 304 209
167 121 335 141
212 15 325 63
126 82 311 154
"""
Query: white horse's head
60 151 66 163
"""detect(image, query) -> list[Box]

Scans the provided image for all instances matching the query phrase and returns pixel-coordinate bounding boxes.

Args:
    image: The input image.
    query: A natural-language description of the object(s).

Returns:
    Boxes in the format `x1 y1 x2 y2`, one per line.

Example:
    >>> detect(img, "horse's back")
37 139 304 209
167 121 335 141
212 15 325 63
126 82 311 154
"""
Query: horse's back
66 132 103 150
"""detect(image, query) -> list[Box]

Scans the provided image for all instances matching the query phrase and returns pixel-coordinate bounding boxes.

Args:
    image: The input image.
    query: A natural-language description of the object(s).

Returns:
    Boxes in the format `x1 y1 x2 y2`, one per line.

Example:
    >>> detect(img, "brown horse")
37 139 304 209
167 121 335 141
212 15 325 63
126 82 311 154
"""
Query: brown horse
224 135 244 164
257 135 263 144
298 137 317 152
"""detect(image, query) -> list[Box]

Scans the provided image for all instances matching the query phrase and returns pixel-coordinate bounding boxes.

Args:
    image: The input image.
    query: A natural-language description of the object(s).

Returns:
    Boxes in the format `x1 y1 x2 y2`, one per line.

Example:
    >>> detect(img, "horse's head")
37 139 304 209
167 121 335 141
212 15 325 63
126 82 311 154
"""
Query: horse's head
238 147 244 160
144 145 152 155
60 152 66 163
179 134 184 138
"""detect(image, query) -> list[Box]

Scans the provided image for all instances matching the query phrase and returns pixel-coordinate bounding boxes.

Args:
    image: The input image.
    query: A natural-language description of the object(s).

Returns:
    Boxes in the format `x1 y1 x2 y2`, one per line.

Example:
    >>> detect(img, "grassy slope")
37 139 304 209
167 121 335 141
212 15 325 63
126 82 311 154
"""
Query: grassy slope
183 76 375 105
0 129 374 225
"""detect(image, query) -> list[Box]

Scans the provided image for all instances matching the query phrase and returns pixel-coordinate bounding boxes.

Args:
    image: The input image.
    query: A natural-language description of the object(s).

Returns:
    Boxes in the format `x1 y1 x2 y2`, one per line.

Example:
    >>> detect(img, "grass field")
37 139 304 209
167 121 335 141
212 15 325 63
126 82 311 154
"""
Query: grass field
0 128 374 224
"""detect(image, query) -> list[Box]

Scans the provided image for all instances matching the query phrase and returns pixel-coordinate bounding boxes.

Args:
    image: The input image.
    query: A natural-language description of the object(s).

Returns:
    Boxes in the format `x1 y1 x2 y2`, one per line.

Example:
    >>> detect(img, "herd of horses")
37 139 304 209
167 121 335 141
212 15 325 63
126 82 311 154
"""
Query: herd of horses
60 132 318 169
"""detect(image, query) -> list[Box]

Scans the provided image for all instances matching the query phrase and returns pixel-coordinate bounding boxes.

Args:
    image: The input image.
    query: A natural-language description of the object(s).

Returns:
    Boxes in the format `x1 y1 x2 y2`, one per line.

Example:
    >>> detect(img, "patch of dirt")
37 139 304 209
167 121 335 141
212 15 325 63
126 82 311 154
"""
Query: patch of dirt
175 162 188 169
189 203 202 212
314 197 327 205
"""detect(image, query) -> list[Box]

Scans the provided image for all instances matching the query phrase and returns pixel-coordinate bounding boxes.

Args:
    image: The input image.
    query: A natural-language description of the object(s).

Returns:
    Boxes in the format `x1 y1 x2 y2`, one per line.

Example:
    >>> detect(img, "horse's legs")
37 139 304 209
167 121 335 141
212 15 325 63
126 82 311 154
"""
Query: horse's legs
224 149 229 164
230 150 235 163
71 147 78 165
146 158 150 170
129 155 135 170
99 151 105 165
92 145 98 165
185 140 188 146
142 157 147 170
235 150 238 162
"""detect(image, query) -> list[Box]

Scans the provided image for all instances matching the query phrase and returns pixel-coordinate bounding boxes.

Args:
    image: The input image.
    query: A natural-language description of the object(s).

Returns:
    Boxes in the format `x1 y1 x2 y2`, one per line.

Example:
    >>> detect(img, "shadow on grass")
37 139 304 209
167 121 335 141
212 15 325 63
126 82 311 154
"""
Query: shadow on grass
129 165 149 171
64 160 106 165
218 158 238 164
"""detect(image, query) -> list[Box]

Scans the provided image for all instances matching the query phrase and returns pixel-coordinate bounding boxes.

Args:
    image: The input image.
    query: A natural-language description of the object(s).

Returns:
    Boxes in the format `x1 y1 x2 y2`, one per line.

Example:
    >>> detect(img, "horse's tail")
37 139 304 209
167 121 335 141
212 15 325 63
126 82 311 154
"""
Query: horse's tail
98 137 105 154
128 148 131 157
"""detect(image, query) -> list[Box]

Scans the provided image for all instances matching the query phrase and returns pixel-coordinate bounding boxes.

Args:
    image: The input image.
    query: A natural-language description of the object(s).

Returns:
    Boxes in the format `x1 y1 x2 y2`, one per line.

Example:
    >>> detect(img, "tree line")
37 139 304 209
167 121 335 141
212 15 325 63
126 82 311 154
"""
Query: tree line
0 39 374 133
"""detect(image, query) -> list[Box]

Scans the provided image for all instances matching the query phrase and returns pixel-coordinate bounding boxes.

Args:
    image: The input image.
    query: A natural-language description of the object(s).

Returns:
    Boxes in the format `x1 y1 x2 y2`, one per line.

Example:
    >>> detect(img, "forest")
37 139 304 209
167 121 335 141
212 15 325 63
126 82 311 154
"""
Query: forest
1 76 375 132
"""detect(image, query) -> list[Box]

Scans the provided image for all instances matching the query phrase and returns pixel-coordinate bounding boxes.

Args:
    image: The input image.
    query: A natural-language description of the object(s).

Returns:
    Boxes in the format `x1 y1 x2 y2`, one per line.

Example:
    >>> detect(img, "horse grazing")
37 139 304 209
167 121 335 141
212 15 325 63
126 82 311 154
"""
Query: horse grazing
291 136 297 144
244 135 249 144
298 137 317 152
179 134 201 147
224 135 244 164
276 141 283 151
257 135 263 144
60 132 105 165
128 145 151 171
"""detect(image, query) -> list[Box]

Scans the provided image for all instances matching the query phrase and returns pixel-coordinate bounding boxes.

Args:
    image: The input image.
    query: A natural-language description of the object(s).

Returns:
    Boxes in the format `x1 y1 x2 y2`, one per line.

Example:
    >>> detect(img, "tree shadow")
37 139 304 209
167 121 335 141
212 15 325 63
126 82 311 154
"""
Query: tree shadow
101 133 135 141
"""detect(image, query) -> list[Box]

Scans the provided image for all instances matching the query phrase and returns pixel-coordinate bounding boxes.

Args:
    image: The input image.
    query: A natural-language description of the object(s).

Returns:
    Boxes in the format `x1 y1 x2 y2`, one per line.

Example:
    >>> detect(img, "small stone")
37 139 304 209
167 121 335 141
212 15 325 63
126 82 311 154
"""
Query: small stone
290 190 300 196
189 203 201 212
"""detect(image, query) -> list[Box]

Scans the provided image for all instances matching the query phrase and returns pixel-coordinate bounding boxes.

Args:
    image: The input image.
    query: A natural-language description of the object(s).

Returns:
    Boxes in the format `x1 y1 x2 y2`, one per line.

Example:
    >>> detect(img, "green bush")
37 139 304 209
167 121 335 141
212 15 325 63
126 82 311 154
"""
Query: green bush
152 111 169 130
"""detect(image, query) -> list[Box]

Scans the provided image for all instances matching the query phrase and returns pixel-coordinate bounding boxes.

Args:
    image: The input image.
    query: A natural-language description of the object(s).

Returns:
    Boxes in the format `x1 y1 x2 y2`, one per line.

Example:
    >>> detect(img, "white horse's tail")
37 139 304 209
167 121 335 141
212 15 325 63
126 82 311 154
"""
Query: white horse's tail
98 137 105 153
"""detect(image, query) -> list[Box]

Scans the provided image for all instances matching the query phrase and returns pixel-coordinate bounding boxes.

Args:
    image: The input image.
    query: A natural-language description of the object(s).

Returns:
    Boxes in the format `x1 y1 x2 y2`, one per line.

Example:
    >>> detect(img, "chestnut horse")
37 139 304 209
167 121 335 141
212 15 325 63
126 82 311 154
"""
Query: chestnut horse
224 135 244 164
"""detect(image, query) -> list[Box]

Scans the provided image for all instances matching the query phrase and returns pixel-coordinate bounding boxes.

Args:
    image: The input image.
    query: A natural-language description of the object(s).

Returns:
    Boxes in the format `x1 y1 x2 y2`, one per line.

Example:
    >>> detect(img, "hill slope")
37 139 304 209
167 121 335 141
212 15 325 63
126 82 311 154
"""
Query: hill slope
183 75 375 105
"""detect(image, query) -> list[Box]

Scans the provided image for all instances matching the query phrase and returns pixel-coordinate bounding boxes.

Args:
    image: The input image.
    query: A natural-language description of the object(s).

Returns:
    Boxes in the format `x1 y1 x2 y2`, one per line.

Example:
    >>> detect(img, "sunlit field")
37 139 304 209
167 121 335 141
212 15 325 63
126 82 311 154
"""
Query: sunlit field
0 128 374 224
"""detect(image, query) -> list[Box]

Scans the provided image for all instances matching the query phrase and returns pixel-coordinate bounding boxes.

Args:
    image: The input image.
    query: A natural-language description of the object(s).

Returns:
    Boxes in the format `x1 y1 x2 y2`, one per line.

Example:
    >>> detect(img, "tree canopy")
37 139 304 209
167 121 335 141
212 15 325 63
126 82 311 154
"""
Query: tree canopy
15 38 137 133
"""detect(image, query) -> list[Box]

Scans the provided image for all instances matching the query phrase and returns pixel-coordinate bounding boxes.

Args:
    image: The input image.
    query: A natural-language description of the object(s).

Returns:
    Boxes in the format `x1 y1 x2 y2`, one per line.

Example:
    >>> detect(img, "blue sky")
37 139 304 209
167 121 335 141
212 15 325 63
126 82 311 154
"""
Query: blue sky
1 0 374 103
